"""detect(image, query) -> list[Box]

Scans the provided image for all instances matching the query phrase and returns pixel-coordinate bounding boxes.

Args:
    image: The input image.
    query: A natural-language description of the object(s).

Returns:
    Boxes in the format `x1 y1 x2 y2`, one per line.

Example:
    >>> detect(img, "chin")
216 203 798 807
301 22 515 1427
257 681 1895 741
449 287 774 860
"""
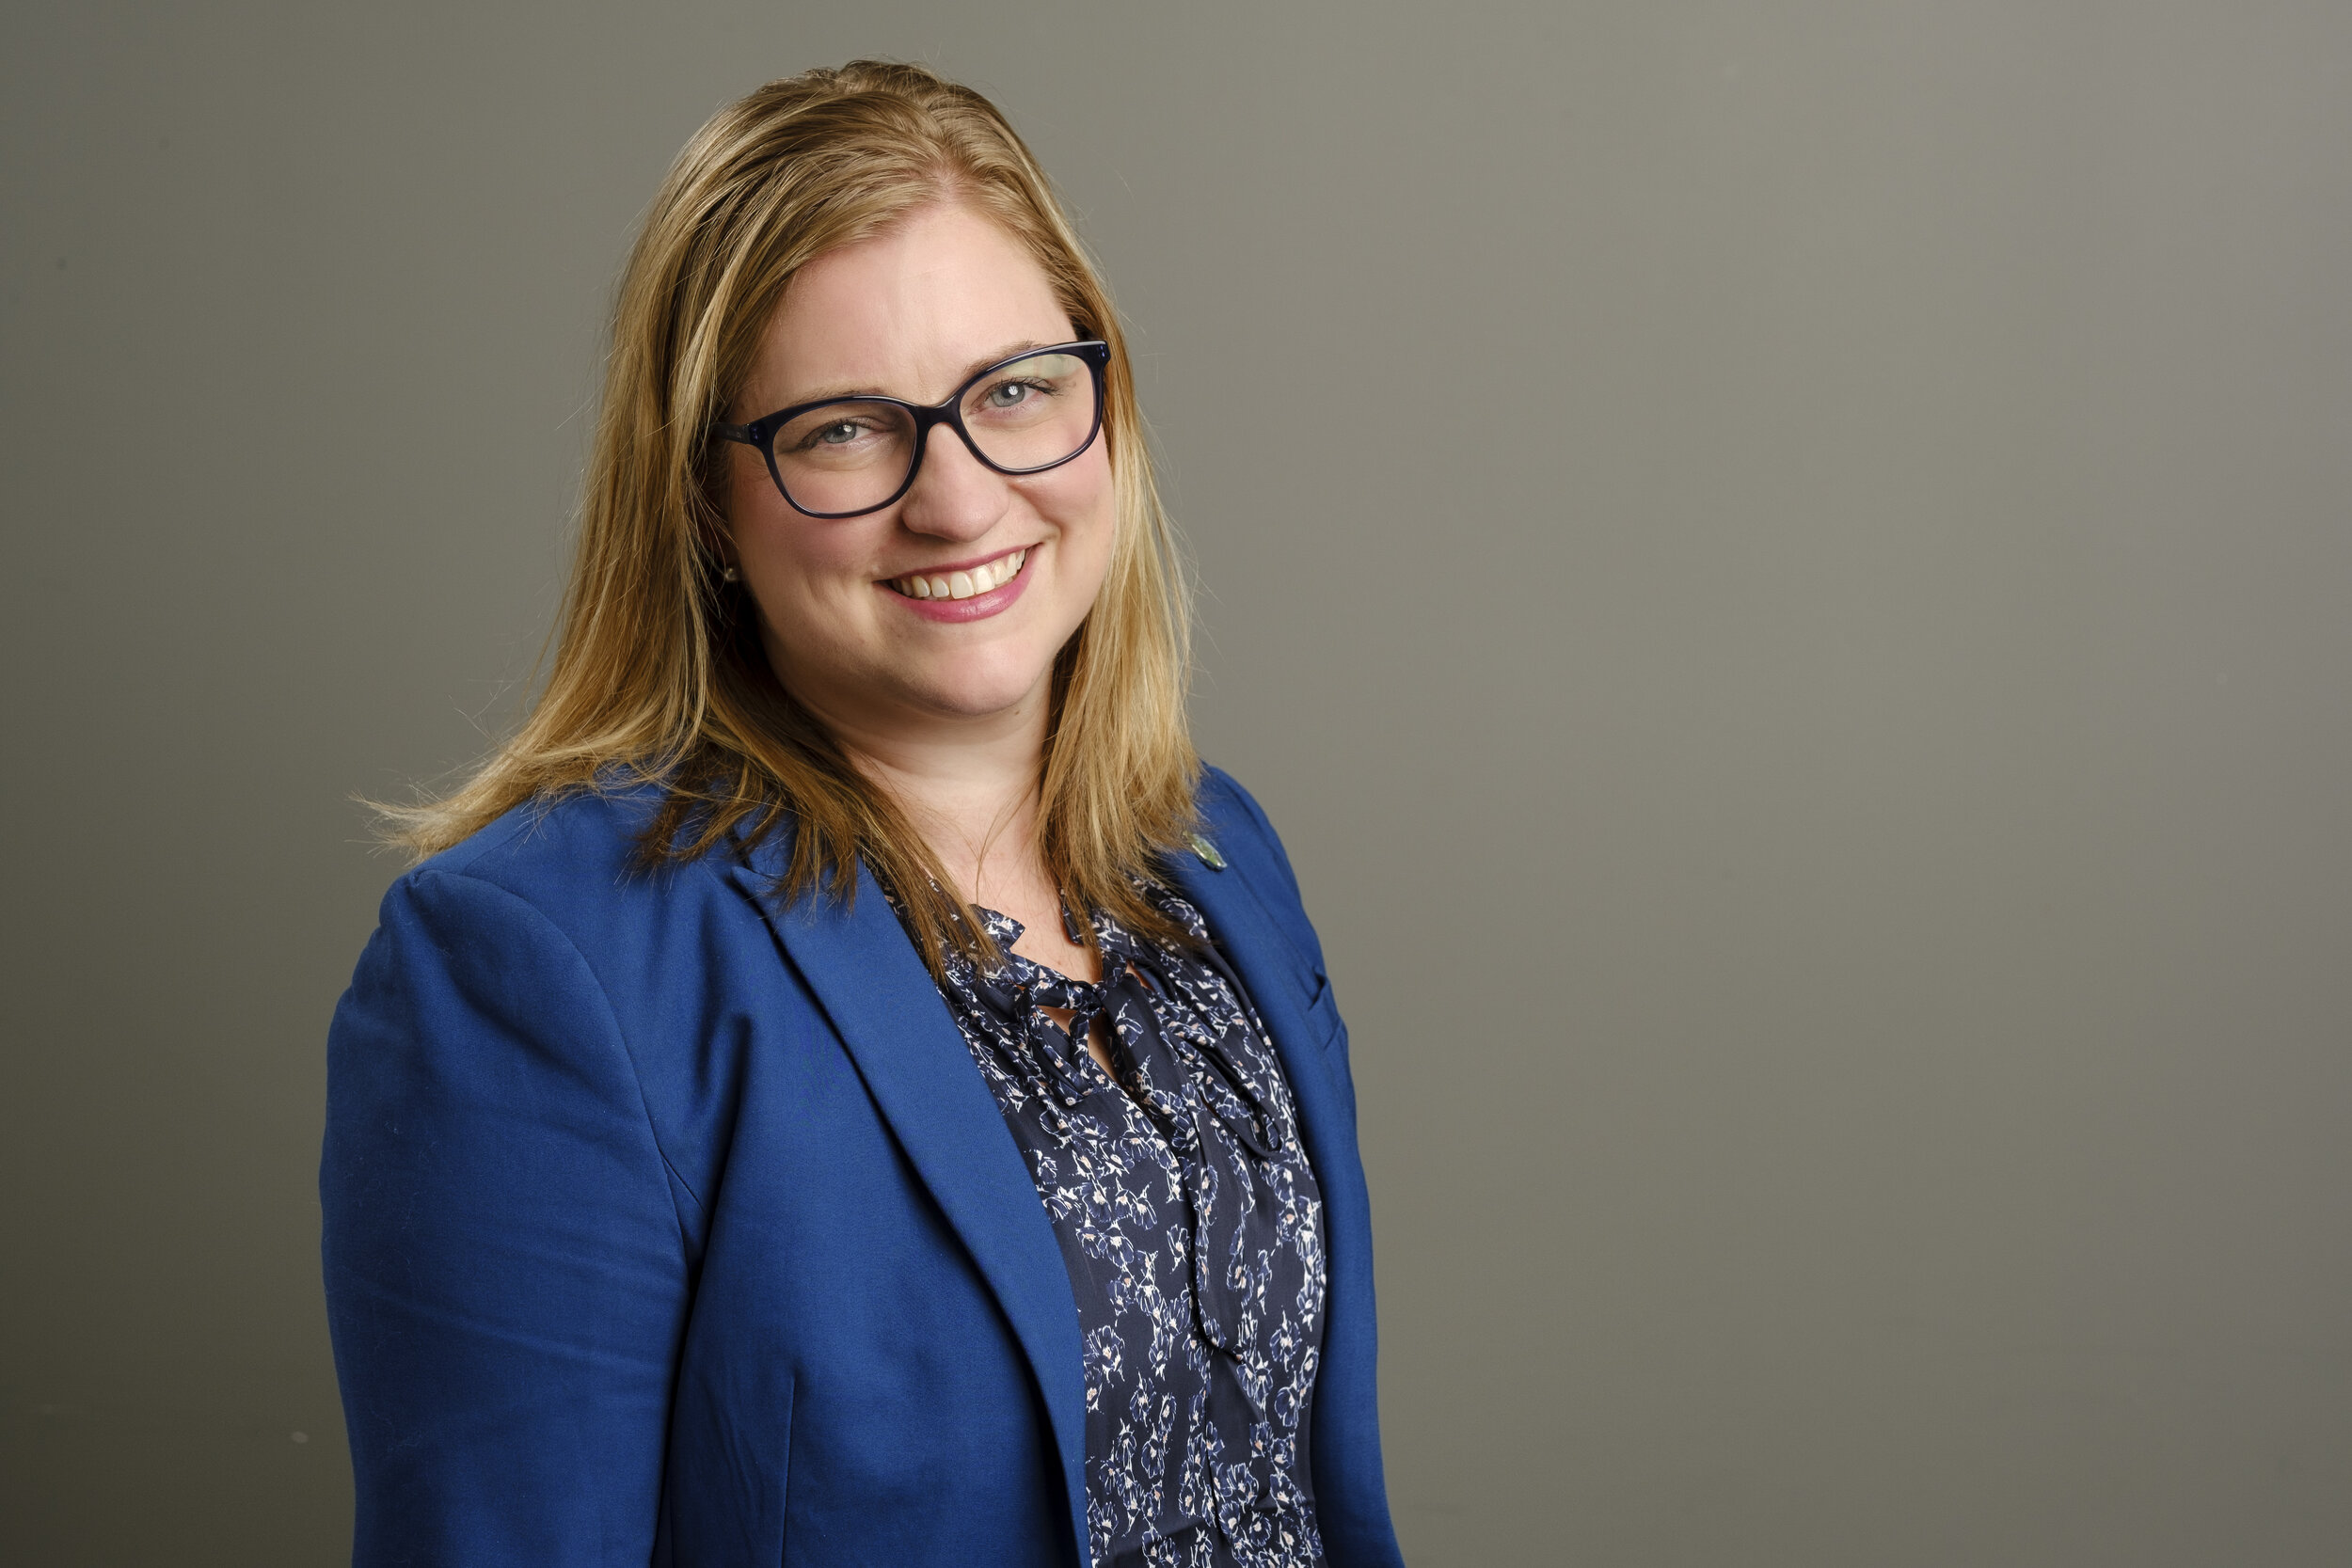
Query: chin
902 660 1059 719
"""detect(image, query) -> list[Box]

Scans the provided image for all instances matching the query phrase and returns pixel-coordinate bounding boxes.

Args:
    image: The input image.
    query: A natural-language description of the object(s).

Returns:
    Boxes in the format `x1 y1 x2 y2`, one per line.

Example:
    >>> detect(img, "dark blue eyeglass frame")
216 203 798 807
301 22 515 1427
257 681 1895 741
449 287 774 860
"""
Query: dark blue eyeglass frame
711 339 1111 519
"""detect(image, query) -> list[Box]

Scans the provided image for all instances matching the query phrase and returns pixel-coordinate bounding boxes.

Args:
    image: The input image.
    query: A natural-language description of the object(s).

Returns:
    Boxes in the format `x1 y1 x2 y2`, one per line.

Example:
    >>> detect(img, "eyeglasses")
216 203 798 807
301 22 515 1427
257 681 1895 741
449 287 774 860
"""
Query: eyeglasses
712 340 1110 519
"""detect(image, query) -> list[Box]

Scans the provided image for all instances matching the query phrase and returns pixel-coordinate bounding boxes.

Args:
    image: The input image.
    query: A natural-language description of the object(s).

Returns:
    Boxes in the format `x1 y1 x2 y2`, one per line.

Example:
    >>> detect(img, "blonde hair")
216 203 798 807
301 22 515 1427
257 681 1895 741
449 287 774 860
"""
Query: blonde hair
387 60 1200 974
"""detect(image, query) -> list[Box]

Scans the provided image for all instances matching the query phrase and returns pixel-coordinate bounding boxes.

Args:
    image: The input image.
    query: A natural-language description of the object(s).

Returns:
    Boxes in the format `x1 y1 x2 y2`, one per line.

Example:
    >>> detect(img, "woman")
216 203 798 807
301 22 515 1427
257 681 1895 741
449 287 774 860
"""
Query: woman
324 61 1402 1568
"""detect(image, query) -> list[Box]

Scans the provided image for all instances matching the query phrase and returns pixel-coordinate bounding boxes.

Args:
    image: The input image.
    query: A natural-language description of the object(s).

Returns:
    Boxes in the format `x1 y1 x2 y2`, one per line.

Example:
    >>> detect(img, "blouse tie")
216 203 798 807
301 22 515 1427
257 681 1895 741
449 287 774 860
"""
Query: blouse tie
993 934 1286 1355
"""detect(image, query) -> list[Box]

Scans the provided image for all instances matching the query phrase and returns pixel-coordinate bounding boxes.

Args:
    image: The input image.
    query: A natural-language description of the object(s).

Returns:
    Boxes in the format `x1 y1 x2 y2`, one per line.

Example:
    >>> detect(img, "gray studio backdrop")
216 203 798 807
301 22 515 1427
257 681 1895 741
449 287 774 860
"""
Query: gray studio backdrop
5 4 2348 1563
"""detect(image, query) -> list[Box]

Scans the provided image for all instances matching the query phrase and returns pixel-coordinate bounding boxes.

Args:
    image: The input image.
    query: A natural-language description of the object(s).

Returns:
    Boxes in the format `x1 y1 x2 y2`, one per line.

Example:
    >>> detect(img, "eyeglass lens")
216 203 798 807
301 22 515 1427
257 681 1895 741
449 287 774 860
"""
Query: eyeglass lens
771 349 1097 515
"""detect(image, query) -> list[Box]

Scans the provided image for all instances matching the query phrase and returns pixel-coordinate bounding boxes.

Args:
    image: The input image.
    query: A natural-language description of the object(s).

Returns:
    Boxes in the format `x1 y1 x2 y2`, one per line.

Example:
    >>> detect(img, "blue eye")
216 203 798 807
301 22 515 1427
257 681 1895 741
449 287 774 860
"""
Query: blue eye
791 420 868 451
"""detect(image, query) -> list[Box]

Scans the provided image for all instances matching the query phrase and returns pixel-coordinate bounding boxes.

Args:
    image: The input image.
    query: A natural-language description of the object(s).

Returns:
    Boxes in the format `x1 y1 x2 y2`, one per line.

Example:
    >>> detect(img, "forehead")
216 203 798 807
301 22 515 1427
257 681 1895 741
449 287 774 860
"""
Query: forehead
755 201 1075 406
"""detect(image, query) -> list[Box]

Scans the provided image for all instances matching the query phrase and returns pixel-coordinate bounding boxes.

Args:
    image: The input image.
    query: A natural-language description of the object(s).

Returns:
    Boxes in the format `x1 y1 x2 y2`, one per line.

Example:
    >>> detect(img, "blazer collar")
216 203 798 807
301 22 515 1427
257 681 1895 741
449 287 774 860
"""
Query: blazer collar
723 842 1090 1561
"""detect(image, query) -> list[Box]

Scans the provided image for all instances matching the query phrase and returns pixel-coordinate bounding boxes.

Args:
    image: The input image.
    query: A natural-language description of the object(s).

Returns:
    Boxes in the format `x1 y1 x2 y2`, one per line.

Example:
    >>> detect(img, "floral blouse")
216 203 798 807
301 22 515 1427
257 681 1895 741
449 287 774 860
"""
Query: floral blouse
921 884 1328 1568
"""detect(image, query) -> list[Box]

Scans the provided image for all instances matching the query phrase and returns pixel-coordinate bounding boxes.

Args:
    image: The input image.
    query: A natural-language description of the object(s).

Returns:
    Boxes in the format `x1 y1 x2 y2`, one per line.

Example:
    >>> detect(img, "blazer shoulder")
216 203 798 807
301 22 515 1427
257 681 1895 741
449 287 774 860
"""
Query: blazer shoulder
1194 764 1323 958
1197 766 1297 888
357 785 787 1110
390 782 712 935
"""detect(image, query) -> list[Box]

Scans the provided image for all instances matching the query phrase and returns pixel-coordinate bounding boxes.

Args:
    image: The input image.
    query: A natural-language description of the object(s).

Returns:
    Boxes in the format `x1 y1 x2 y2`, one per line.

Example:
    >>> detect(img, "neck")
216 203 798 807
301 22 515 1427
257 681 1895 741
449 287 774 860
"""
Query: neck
794 683 1053 911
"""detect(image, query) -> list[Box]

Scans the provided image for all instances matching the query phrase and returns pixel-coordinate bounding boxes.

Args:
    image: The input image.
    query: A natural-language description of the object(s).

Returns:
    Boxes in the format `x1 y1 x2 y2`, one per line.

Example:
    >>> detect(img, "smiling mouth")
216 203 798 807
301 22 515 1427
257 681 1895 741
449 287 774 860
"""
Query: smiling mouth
884 547 1027 601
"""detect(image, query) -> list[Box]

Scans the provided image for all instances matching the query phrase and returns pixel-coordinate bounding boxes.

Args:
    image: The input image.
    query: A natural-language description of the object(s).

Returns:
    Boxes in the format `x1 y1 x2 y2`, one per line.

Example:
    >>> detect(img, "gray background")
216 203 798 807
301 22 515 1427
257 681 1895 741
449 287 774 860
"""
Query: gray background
5 3 2348 1563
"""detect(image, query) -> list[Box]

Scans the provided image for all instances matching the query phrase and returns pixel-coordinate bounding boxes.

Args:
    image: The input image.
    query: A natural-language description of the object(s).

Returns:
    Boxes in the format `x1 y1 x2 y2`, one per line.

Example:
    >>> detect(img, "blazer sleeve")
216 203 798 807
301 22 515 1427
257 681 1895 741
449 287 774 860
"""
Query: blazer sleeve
322 867 690 1567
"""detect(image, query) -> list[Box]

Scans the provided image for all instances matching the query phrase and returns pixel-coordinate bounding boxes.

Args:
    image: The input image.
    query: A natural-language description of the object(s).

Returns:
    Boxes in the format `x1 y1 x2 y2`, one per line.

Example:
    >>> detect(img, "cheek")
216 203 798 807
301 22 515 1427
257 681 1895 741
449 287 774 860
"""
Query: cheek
1032 444 1116 555
731 488 866 593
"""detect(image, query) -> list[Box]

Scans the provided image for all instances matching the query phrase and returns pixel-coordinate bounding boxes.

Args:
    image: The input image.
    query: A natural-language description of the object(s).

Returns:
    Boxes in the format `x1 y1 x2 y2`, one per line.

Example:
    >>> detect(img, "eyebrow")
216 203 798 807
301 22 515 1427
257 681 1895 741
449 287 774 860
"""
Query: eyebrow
780 339 1058 409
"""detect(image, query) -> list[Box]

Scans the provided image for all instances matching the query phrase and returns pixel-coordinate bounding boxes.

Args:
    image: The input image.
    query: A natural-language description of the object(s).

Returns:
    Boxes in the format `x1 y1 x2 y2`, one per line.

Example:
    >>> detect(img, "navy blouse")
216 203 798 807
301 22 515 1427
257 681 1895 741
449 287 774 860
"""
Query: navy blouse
921 885 1328 1568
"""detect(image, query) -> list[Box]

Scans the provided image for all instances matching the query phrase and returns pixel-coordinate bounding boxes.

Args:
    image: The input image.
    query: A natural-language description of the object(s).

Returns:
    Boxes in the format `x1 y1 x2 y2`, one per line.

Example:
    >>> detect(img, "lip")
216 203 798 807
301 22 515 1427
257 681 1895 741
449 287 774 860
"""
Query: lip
881 544 1034 624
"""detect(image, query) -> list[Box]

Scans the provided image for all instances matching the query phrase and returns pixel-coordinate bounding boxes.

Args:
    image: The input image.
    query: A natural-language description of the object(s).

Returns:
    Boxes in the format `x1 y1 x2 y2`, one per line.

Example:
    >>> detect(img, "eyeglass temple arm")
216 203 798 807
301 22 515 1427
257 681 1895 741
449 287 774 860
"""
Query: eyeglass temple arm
711 421 757 445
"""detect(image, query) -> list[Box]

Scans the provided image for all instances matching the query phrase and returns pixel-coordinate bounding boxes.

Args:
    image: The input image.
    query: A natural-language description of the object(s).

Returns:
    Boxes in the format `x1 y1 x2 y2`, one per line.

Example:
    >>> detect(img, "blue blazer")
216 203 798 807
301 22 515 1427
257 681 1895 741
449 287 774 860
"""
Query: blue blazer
323 766 1405 1567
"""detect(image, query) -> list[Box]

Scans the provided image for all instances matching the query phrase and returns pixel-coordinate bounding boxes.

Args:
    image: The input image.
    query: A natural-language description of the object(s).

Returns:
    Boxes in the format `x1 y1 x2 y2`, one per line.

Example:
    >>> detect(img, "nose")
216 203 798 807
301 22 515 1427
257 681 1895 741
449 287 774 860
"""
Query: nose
896 425 1010 544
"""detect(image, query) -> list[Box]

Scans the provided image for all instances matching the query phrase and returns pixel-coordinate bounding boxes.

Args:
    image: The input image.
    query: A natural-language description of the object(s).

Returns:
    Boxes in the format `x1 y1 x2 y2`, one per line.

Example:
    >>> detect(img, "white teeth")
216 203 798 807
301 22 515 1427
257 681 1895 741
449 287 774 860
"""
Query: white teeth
894 549 1026 600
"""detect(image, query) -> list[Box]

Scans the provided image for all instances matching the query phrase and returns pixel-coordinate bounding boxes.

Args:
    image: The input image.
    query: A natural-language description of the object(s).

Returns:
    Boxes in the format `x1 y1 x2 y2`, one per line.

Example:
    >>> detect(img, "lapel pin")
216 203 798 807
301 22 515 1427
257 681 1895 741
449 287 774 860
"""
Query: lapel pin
1188 832 1227 871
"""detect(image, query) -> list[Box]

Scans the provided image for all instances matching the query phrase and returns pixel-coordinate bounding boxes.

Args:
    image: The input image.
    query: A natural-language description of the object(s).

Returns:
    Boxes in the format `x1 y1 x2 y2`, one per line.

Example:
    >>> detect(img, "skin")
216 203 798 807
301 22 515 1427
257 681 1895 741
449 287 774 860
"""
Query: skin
722 199 1118 1051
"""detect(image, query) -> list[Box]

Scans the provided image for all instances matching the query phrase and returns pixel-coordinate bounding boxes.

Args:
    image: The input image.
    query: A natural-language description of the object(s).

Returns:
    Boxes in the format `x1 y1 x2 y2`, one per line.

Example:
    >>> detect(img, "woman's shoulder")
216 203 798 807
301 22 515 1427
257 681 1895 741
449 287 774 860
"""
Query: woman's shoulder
415 778 660 876
350 783 782 1064
1190 763 1327 967
1194 764 1303 897
387 780 733 944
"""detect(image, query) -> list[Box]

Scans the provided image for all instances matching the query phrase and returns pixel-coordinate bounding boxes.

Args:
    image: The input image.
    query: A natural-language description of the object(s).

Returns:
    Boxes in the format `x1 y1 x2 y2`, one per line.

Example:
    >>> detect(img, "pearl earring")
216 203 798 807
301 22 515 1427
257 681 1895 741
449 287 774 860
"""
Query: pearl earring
721 563 741 583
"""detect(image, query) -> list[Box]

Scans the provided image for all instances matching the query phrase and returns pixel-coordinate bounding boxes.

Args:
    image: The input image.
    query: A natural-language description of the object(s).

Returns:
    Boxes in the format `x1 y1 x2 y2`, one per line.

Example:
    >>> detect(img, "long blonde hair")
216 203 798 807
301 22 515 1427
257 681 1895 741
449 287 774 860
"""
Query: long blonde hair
386 61 1200 973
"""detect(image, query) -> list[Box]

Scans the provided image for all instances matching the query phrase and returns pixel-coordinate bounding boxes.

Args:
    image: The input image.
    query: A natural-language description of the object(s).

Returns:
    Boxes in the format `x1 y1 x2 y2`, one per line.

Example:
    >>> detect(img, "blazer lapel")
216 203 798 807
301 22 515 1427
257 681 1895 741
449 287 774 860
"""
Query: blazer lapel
1169 829 1403 1564
1163 850 1347 1183
724 847 1089 1557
